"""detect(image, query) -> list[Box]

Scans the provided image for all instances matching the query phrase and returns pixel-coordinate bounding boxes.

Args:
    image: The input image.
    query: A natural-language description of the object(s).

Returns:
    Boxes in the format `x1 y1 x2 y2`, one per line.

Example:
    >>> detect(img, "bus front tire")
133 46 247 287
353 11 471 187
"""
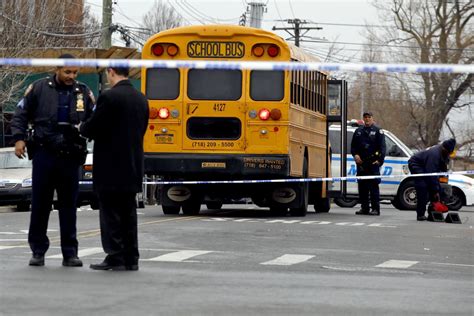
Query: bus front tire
314 197 331 213
333 197 358 208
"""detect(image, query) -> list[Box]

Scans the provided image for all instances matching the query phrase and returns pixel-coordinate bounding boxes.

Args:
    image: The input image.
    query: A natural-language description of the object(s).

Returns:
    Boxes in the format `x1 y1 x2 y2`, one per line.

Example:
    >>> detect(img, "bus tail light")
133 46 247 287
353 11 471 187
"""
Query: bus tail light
267 45 279 57
252 45 265 57
258 108 270 120
149 107 158 119
158 107 170 119
151 44 164 56
270 108 281 120
167 44 179 56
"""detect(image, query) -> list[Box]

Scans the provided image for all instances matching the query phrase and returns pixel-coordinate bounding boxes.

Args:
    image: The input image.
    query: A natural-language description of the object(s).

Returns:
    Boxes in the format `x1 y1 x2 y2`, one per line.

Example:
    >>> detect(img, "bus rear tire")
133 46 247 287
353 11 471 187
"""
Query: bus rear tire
162 205 180 215
289 157 308 217
182 203 201 215
270 207 287 216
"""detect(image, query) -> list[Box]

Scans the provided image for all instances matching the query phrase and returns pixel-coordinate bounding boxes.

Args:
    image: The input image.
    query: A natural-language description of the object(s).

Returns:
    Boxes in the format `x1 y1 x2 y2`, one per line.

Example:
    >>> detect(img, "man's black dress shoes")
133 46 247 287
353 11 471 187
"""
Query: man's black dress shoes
90 261 127 271
417 216 427 221
126 264 139 271
29 254 45 266
63 257 83 267
369 210 380 216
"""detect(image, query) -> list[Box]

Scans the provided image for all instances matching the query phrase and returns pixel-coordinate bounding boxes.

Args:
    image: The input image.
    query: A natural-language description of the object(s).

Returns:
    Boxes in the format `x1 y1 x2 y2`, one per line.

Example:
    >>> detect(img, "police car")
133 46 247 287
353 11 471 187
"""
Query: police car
329 122 474 211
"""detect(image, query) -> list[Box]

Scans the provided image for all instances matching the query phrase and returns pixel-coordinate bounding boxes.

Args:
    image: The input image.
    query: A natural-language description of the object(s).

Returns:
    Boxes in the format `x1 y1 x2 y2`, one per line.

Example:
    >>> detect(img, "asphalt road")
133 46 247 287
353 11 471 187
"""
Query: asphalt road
0 203 473 316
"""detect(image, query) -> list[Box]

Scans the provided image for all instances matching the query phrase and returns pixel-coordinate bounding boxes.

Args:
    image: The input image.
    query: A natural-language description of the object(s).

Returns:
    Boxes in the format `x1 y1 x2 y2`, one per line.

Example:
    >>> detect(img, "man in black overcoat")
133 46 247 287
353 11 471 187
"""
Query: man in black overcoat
80 67 149 271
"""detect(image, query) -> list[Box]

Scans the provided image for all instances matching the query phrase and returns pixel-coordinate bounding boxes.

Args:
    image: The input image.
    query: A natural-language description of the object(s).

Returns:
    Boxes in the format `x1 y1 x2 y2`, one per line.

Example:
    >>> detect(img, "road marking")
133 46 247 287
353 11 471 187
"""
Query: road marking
322 265 424 275
201 218 396 228
367 223 397 228
0 232 25 235
46 247 104 259
260 254 315 266
20 229 57 234
0 239 27 241
430 262 474 268
145 250 212 262
0 246 17 250
376 260 418 269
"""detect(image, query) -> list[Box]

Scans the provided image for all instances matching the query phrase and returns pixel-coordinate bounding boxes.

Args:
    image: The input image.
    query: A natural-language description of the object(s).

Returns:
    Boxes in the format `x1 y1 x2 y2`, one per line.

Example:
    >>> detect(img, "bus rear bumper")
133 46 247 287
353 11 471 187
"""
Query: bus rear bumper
144 153 290 178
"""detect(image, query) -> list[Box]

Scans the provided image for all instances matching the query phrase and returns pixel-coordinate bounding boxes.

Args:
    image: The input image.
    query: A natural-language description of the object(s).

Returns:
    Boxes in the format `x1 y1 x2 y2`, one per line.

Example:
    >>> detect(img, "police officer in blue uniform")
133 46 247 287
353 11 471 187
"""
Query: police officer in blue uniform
351 112 386 215
408 138 456 221
11 54 95 267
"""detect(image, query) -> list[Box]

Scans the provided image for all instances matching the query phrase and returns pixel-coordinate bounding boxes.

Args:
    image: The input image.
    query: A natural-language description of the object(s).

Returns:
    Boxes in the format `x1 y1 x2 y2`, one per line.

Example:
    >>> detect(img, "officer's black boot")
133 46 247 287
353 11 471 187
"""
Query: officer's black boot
369 209 380 216
355 208 370 215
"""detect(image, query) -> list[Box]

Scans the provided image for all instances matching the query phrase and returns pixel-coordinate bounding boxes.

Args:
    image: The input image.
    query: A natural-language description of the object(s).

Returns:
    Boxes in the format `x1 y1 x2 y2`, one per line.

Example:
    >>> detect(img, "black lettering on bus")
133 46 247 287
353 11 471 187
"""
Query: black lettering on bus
188 42 195 57
187 41 245 58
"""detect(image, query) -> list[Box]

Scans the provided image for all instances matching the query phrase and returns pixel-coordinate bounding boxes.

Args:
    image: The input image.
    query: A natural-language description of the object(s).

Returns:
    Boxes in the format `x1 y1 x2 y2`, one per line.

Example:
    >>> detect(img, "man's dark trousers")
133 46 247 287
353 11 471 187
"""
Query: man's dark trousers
97 190 139 266
29 149 79 258
357 178 380 211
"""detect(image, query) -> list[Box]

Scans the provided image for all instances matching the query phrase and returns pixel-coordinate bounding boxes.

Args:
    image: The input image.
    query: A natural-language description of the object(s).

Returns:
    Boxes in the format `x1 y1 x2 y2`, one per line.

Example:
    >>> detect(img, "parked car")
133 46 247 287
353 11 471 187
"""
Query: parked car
329 122 474 211
0 143 99 211
0 147 32 212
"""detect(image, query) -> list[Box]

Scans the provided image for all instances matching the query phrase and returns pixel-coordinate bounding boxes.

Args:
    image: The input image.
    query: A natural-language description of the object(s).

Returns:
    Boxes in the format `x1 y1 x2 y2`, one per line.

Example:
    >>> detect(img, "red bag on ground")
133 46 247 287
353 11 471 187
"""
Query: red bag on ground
432 201 449 213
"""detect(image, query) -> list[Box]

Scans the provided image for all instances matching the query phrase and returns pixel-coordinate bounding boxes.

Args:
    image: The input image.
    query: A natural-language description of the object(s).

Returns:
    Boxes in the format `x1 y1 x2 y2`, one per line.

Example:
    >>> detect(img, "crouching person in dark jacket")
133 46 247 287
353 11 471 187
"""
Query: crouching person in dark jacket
408 138 456 221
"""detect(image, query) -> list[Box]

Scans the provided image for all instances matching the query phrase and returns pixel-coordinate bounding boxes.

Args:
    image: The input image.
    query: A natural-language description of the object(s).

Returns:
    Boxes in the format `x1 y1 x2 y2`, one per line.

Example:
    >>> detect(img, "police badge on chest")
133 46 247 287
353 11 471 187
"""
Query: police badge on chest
76 93 84 112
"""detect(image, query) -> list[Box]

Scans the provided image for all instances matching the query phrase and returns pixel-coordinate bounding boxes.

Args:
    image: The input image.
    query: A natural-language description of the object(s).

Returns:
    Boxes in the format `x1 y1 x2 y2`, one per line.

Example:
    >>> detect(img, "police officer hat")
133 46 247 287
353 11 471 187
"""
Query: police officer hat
362 111 373 117
441 138 456 153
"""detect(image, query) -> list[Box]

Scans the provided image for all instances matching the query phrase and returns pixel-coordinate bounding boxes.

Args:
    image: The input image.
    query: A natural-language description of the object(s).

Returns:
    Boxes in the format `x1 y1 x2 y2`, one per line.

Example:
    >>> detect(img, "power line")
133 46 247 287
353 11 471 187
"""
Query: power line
272 19 322 47
301 37 474 52
288 0 296 19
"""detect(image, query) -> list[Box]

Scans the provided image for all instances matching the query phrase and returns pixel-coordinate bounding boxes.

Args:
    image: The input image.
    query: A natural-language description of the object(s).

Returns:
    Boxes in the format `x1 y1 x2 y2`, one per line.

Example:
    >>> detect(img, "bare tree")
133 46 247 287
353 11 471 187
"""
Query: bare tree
0 0 101 146
370 0 473 152
141 0 184 38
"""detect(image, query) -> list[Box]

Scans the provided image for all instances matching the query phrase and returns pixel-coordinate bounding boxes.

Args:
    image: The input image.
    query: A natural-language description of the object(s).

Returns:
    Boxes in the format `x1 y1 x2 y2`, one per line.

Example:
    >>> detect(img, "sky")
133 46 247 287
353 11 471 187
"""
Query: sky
86 0 380 62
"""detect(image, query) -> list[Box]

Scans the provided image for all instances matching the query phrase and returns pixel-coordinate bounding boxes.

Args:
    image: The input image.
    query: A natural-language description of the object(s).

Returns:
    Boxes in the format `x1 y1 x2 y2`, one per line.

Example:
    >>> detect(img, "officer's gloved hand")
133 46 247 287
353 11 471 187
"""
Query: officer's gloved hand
433 192 441 202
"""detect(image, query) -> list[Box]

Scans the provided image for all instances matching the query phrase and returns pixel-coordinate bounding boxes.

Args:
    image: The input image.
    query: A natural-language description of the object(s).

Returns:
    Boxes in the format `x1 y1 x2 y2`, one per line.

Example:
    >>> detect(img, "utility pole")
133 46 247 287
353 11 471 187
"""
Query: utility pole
101 0 113 49
247 1 266 28
272 19 322 47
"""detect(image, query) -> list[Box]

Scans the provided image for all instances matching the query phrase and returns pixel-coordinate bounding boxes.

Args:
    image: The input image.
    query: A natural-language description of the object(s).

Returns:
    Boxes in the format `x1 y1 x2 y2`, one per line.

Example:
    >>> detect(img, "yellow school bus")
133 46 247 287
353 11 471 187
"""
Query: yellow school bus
141 25 346 216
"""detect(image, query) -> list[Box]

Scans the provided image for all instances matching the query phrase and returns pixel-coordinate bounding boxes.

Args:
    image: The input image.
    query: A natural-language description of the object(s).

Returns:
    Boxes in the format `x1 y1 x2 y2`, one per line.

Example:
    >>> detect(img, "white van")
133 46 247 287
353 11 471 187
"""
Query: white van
329 123 474 210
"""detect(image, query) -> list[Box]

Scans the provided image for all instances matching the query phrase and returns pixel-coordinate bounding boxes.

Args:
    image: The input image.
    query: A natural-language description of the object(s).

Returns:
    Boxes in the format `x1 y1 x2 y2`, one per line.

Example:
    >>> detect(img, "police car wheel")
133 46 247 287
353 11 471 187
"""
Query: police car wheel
396 180 417 210
446 187 464 211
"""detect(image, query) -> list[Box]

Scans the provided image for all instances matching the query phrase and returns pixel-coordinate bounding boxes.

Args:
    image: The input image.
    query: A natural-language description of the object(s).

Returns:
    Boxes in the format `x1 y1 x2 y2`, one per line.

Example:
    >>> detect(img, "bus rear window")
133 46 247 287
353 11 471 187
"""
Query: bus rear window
146 68 180 100
188 69 242 100
187 117 241 140
250 70 284 101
